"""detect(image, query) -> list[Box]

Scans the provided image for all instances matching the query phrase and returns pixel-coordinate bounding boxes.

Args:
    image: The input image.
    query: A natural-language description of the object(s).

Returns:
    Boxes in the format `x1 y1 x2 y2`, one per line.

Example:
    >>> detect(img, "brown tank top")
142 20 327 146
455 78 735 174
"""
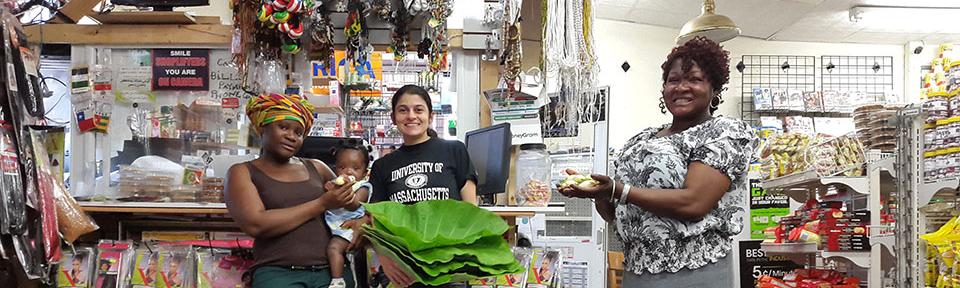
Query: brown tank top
245 159 330 267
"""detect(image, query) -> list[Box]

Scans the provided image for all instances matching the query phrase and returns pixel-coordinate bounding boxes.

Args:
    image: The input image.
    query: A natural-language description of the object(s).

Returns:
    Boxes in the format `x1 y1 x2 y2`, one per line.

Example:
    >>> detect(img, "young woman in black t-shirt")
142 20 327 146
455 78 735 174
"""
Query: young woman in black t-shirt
367 84 478 205
348 85 478 287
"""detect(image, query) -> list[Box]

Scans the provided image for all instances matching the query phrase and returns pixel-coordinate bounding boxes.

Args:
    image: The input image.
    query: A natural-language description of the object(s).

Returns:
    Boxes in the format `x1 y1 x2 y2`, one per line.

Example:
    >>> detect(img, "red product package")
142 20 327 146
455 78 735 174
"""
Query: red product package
28 128 61 263
756 275 777 283
843 276 861 285
782 271 801 283
797 279 830 288
756 275 793 288
774 225 786 243
822 270 844 282
817 201 844 209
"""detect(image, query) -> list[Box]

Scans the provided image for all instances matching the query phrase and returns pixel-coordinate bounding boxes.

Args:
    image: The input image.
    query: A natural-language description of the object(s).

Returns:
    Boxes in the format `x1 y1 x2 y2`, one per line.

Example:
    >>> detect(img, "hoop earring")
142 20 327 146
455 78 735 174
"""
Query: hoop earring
710 95 722 109
659 97 667 114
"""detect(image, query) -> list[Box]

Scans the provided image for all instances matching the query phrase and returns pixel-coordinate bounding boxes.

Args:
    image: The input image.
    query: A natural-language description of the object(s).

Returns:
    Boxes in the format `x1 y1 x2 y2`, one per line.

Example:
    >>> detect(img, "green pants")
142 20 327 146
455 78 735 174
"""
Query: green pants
252 265 355 288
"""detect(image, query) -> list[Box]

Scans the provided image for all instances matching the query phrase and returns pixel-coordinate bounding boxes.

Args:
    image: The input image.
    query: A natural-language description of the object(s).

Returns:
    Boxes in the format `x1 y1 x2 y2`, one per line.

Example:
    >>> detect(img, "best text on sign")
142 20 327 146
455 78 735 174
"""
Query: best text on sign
152 49 209 91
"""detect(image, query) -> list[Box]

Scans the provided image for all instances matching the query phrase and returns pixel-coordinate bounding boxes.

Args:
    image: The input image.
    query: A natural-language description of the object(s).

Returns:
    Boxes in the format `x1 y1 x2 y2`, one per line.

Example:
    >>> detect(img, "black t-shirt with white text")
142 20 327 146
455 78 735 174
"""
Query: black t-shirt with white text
369 138 477 204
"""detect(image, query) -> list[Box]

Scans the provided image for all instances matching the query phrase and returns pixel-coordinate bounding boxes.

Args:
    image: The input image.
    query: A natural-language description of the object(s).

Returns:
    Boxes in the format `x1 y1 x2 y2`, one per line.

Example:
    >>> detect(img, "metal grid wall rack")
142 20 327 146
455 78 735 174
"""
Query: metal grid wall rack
740 55 817 124
339 54 453 151
820 56 895 103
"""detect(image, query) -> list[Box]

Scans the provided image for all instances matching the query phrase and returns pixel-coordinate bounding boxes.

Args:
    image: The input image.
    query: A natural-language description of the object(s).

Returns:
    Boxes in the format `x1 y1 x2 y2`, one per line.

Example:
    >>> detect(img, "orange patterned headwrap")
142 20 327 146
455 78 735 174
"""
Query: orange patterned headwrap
244 93 315 134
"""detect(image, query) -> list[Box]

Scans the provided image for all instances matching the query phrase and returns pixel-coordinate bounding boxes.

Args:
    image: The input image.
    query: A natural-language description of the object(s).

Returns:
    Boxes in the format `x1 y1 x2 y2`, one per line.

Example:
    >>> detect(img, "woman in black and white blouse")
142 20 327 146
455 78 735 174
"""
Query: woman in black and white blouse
560 37 757 288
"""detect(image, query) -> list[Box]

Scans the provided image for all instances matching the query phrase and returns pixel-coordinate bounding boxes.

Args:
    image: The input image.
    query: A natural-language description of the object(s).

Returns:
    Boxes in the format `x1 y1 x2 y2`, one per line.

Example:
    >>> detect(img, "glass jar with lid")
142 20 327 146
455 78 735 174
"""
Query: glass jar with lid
515 143 552 207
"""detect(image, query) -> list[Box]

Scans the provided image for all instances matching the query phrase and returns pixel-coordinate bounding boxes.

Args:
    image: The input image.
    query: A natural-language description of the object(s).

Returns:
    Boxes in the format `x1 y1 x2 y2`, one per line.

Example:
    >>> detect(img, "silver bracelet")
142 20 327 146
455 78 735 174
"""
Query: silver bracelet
620 183 632 203
609 182 618 203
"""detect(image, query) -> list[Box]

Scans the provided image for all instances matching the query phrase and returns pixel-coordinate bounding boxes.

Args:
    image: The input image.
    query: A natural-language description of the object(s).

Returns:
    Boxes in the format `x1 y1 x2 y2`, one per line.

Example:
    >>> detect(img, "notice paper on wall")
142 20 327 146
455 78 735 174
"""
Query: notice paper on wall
491 103 544 145
113 49 153 103
209 50 244 101
152 49 209 91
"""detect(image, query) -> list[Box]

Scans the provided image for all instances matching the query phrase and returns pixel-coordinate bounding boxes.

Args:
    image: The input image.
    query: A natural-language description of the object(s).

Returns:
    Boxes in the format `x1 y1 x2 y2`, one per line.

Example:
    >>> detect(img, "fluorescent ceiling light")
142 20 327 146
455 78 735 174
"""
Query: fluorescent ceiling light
849 5 960 33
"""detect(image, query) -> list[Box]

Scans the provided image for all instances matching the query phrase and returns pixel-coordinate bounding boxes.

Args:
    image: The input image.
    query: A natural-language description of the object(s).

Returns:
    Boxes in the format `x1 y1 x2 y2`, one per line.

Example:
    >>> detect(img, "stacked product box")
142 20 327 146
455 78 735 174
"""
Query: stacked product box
764 199 871 252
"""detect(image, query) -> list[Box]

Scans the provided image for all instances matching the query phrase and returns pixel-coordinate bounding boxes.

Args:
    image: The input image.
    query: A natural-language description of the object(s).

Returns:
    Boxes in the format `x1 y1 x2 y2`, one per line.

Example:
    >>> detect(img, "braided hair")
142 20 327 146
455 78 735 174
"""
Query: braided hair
330 138 373 169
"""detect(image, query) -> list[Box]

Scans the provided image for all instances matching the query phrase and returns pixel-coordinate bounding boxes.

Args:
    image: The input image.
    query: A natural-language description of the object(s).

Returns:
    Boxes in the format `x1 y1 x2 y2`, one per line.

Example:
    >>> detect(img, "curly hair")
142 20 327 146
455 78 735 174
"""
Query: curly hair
660 36 731 114
330 138 373 169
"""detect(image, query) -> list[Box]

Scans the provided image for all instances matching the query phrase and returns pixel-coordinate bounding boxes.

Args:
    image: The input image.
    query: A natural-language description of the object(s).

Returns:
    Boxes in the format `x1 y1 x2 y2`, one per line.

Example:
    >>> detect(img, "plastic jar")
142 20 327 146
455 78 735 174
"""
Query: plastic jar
949 152 960 178
951 120 960 149
936 123 951 150
950 94 960 116
925 95 950 124
925 156 938 181
943 120 957 149
515 143 552 207
926 127 938 151
937 154 949 179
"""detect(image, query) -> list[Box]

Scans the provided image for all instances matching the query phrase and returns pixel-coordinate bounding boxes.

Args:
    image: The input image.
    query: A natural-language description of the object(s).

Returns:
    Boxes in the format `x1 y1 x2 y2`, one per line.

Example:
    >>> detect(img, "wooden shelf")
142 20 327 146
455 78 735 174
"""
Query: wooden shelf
80 201 229 214
90 11 197 25
315 105 345 115
25 24 232 45
79 201 565 218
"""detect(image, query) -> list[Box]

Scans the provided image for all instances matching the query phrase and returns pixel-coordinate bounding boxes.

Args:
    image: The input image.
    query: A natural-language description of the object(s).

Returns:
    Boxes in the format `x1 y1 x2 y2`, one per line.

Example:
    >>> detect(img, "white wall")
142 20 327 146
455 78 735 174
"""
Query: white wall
594 19 906 148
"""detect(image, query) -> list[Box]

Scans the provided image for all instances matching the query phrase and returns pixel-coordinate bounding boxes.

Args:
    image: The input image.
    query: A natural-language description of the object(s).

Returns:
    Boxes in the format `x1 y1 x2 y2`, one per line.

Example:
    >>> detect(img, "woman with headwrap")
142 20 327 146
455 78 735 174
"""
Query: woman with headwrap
225 93 359 288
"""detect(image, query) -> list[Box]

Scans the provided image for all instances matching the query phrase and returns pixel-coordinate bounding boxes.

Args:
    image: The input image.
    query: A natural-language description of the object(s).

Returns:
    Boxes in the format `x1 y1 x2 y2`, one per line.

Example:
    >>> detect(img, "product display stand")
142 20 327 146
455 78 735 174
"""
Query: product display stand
893 104 960 288
760 152 896 287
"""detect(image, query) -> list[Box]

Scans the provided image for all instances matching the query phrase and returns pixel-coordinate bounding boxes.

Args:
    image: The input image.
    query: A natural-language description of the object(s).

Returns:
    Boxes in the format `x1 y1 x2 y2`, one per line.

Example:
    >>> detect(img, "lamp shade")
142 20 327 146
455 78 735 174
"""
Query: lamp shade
676 0 740 44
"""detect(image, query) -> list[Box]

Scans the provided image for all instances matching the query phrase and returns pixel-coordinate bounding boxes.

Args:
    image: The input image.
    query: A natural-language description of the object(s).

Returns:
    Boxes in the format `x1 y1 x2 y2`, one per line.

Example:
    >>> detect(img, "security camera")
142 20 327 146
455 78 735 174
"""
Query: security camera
914 46 924 55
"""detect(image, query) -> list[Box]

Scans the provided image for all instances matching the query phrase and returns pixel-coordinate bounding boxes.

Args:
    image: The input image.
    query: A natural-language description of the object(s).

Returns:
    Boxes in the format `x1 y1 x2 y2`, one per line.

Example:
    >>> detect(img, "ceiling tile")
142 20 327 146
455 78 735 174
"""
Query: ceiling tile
595 0 636 8
594 5 632 21
596 0 960 44
597 0 819 39
857 0 960 8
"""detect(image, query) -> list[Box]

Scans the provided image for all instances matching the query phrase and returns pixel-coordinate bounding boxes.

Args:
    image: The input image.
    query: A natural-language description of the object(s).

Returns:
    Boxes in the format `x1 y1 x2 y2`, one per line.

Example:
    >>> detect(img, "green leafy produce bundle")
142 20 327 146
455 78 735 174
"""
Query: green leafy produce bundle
362 200 524 286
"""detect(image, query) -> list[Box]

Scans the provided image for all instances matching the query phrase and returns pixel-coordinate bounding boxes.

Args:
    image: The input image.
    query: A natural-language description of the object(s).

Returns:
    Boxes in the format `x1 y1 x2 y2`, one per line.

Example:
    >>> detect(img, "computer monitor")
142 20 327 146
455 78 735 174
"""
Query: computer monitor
465 123 512 206
296 136 355 168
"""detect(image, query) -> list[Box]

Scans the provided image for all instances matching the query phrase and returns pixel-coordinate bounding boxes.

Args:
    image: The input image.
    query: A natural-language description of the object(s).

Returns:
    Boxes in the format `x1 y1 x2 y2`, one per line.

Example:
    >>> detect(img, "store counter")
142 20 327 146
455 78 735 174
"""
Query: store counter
77 201 566 242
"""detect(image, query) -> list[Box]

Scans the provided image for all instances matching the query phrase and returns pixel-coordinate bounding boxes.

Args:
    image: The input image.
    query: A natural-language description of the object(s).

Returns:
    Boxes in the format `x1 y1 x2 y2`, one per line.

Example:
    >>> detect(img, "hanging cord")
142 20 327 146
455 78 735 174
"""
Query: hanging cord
542 0 600 133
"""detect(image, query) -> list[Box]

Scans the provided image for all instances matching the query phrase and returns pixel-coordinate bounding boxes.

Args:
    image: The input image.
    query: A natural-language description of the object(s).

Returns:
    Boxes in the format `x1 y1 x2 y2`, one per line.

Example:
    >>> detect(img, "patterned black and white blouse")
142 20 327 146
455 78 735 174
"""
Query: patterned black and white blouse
613 116 758 276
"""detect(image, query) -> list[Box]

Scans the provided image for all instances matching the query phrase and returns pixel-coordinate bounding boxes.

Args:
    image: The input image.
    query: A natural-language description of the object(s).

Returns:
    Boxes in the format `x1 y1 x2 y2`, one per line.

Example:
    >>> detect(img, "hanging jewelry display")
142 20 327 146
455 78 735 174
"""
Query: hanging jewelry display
421 0 452 72
373 0 413 61
500 0 522 97
542 0 599 135
308 3 336 67
232 0 257 80
260 0 313 54
234 0 315 94
344 0 372 68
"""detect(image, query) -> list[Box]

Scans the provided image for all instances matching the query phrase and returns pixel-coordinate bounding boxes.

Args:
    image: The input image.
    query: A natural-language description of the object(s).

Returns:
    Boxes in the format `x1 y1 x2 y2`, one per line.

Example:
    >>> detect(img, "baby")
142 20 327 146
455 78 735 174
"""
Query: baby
325 139 373 288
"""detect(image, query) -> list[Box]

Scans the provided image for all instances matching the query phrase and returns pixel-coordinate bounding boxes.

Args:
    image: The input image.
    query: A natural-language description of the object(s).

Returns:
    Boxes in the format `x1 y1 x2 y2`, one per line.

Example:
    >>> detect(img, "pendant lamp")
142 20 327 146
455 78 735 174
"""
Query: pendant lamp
676 0 740 44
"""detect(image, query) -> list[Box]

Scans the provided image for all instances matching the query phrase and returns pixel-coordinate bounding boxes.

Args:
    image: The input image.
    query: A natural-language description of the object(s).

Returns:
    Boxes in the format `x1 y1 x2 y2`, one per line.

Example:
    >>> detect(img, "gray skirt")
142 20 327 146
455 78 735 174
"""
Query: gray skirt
622 256 733 288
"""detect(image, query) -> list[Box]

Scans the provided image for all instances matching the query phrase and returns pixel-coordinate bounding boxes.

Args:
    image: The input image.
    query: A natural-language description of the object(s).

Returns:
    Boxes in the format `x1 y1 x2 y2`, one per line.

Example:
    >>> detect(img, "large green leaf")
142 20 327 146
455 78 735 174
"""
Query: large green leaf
367 237 519 285
363 200 509 251
365 226 517 266
366 232 483 285
365 227 523 277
